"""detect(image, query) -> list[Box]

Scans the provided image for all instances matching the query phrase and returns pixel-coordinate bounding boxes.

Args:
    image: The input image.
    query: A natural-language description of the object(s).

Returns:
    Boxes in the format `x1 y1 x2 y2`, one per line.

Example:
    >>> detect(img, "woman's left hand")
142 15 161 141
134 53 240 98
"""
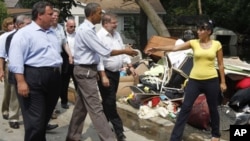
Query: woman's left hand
220 82 227 93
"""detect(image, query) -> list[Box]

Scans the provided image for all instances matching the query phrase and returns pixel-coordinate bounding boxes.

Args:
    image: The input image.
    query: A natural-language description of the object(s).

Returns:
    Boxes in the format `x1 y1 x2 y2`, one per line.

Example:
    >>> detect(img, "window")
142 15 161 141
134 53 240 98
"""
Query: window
123 16 134 32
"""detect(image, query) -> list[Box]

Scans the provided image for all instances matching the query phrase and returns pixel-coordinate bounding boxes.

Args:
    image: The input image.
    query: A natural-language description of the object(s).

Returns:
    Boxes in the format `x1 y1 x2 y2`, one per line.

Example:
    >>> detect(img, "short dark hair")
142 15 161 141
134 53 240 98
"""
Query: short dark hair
101 12 117 25
32 1 52 20
84 3 100 18
196 19 214 35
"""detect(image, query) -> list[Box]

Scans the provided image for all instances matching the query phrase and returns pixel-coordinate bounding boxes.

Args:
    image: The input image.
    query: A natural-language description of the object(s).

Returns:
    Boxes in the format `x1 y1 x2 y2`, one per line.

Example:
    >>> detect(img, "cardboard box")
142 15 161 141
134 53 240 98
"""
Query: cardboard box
117 63 149 98
117 75 136 99
144 36 176 62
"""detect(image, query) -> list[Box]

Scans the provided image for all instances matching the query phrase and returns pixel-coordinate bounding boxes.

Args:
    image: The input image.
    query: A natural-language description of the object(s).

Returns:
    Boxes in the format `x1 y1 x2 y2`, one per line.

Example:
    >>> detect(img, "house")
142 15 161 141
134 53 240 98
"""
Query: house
4 0 31 16
211 27 238 56
70 0 166 43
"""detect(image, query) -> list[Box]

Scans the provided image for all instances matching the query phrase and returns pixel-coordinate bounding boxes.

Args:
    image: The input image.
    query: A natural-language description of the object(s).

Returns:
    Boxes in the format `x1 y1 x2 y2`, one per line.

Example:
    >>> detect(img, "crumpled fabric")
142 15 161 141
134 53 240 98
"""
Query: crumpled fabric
137 105 169 119
144 64 164 76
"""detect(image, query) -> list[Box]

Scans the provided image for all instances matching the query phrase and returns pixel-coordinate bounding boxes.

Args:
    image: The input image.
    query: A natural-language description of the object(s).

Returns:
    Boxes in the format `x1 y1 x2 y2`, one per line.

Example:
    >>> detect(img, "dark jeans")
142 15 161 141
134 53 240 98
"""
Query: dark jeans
170 78 221 141
98 70 124 135
17 66 61 141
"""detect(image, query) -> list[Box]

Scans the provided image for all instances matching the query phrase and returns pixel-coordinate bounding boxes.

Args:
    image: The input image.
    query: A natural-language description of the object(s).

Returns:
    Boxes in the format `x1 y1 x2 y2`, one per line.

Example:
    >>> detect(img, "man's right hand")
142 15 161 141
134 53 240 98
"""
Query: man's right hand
124 47 138 57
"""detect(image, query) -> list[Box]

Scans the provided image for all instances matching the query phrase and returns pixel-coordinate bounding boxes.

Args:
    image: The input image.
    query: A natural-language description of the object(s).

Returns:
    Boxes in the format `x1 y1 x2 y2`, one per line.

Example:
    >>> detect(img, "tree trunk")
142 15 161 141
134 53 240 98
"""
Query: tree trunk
198 0 202 15
135 0 170 37
139 8 148 51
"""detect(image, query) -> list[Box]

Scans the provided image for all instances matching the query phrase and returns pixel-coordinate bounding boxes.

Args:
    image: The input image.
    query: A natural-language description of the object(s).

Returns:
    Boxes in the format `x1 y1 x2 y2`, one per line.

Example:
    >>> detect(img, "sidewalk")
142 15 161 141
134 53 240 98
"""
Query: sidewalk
0 82 154 141
0 81 230 141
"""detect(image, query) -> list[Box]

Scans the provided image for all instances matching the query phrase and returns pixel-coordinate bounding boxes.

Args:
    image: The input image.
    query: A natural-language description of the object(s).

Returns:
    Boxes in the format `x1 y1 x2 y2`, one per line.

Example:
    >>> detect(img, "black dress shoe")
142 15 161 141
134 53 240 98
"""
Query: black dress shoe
9 121 19 129
46 124 58 130
117 133 126 141
2 114 9 120
61 104 69 109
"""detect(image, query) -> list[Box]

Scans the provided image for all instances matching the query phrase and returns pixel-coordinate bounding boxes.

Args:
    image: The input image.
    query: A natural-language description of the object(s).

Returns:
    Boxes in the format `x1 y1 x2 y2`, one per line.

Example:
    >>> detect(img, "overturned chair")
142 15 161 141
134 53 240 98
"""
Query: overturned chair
160 52 193 101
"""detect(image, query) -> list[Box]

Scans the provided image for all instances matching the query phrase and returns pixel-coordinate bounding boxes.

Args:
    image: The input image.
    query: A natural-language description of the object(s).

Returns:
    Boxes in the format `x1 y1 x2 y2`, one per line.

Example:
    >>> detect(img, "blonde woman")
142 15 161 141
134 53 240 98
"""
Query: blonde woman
1 17 14 32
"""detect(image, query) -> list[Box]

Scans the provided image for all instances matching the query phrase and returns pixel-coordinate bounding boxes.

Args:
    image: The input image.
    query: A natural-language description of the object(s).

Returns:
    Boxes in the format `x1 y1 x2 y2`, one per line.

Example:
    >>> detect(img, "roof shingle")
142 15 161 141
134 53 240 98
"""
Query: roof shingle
5 0 19 8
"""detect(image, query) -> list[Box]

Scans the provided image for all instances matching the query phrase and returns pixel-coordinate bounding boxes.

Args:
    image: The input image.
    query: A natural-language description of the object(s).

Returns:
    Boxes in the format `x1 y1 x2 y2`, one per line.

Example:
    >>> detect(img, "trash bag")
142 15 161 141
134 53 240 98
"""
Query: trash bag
229 88 250 112
187 94 210 130
233 112 250 125
139 75 162 91
218 105 236 130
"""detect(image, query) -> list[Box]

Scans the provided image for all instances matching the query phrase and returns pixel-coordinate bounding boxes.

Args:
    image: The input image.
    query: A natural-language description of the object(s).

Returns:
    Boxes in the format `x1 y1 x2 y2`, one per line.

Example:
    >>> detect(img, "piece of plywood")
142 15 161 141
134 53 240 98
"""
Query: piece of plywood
144 36 176 62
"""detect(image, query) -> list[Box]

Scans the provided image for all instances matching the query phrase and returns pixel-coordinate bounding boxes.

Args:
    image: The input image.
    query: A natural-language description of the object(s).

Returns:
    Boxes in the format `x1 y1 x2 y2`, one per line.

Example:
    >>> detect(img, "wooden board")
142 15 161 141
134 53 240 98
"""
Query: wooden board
144 36 176 62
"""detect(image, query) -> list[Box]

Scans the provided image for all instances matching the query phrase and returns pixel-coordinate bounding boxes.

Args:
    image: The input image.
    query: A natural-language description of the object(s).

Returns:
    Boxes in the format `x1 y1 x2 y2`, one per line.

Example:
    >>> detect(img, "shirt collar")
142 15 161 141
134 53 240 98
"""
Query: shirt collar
85 19 95 30
66 31 76 36
100 27 111 36
30 21 53 33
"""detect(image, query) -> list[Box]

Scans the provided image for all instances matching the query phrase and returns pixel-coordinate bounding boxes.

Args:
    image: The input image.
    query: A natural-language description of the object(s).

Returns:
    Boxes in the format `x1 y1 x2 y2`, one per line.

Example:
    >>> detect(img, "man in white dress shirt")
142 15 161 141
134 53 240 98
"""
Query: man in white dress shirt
97 12 136 141
61 18 77 107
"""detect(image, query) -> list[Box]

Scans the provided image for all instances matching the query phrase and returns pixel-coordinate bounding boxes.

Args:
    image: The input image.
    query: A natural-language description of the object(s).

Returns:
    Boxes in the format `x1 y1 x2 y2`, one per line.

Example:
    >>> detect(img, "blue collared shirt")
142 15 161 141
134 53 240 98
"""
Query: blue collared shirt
51 24 67 52
74 19 111 65
8 21 62 74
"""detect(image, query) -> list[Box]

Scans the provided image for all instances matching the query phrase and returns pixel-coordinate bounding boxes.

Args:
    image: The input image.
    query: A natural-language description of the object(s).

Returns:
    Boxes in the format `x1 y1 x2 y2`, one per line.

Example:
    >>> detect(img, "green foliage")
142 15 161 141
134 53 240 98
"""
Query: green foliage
160 0 250 34
19 0 77 21
0 1 8 30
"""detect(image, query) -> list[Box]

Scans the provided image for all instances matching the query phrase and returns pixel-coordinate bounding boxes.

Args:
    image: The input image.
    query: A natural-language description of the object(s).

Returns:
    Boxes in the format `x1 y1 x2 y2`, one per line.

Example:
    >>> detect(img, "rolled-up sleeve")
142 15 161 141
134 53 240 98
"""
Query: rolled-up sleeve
81 28 111 57
8 32 27 74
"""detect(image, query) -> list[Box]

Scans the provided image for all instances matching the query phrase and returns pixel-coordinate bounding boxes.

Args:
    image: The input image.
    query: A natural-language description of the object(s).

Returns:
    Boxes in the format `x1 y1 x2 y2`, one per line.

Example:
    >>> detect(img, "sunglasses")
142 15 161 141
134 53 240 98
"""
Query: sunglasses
69 26 76 28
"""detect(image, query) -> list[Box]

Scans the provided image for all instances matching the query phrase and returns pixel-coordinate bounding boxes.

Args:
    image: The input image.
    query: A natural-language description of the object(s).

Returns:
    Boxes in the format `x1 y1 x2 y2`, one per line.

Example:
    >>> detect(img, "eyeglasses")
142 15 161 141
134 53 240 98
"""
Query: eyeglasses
69 26 76 28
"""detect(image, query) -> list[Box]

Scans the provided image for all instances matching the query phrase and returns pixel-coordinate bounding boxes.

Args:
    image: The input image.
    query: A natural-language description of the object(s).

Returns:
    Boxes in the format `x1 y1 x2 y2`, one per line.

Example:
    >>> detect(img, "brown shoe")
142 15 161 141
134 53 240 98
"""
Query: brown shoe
211 137 220 141
51 112 57 119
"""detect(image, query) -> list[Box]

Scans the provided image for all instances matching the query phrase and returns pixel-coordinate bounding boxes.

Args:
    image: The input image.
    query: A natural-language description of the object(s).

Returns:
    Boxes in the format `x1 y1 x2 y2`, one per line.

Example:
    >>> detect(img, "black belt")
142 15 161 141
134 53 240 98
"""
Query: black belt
78 64 97 67
105 69 119 73
24 65 60 72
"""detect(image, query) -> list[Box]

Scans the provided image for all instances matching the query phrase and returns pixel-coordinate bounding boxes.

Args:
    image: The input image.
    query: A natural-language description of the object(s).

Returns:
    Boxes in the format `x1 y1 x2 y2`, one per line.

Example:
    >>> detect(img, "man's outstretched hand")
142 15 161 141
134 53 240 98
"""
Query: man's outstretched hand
124 47 138 57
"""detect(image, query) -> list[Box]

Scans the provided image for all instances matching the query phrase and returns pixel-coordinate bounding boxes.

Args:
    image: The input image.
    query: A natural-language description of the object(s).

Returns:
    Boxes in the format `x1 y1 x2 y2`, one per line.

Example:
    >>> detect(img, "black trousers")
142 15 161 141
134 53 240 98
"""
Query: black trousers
60 52 77 105
97 70 124 135
170 78 221 141
17 66 61 141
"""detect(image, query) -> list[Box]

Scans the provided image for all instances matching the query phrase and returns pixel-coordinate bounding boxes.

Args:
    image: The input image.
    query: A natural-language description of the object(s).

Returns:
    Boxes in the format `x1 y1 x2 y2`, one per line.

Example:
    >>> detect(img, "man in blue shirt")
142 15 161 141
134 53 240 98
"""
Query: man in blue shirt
66 2 137 141
8 2 62 141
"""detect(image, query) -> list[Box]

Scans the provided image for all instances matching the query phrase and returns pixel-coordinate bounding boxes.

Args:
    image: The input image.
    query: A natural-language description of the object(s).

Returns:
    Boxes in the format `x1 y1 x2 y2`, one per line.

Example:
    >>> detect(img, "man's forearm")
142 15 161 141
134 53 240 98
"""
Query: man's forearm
110 49 126 56
0 58 4 71
0 58 4 81
63 43 73 57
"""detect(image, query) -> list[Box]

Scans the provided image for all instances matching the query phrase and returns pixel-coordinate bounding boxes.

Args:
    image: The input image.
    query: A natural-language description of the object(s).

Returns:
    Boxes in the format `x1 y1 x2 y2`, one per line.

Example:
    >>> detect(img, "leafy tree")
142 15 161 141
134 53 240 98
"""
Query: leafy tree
160 0 250 34
19 0 77 21
0 0 8 30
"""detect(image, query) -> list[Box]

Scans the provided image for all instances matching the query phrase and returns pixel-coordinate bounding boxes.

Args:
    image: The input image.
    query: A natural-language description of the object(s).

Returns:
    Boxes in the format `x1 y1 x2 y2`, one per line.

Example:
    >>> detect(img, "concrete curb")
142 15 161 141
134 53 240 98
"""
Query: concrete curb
68 83 229 141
